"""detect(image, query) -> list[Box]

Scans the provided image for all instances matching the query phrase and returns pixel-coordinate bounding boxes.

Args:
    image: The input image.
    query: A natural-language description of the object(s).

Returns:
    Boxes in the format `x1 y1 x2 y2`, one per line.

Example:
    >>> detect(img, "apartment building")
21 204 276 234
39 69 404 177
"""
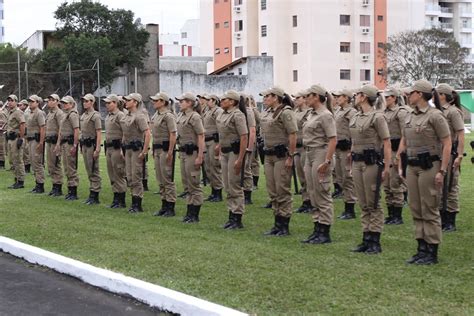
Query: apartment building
159 19 201 57
0 0 4 43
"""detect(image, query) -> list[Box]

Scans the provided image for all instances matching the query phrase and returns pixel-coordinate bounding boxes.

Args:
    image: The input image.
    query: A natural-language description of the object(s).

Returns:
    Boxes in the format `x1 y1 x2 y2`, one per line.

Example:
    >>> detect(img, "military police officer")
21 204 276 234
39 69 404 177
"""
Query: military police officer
45 94 65 196
6 95 26 189
0 101 9 168
26 95 46 193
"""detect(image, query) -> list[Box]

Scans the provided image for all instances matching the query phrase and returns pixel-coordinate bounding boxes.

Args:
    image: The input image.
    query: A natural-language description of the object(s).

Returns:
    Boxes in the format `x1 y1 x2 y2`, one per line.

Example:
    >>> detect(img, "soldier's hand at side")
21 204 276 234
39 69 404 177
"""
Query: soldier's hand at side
234 158 242 175
435 172 444 189
93 150 100 159
166 151 173 166
453 157 462 170
381 169 388 182
36 143 43 154
284 156 293 171
194 155 203 169
317 163 328 181
69 146 76 156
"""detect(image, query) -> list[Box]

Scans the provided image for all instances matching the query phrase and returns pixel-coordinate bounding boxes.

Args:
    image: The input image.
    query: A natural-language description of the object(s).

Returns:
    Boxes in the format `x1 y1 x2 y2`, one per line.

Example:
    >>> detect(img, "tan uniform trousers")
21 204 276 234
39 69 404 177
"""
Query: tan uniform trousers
251 147 260 177
352 161 384 233
154 149 176 203
335 148 357 204
125 149 144 198
8 139 25 181
23 140 30 165
28 140 45 184
264 154 292 218
439 160 459 214
46 143 63 184
295 146 310 201
106 148 127 193
179 154 189 193
383 153 406 207
180 151 203 205
7 139 13 167
0 134 5 162
305 148 334 225
243 150 254 191
82 145 101 192
222 152 245 214
204 140 223 190
61 143 79 187
407 161 442 244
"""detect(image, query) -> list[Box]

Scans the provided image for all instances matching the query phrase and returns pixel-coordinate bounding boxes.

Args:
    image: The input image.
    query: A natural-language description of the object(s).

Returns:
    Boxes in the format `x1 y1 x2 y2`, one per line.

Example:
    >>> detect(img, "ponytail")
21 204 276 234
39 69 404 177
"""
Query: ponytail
281 93 294 109
192 100 202 115
448 91 461 109
238 96 248 118
375 93 385 111
431 89 442 111
324 92 333 114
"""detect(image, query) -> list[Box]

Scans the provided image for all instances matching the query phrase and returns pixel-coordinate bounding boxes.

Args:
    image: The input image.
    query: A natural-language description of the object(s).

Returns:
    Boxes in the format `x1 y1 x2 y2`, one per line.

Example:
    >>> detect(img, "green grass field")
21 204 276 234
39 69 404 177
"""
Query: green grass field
1 135 474 315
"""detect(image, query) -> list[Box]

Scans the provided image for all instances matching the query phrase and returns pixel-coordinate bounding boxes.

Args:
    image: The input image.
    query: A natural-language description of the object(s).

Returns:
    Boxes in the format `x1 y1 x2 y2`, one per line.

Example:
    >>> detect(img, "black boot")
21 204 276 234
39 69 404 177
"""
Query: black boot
142 179 149 191
275 216 290 236
263 201 272 209
206 188 216 201
406 239 428 264
65 186 78 200
109 192 119 208
163 202 175 217
11 180 25 189
296 200 311 213
365 232 382 255
223 211 234 229
31 182 44 194
301 222 319 243
51 184 63 197
129 196 143 213
178 191 189 198
153 200 168 216
264 216 281 236
30 182 40 193
403 191 408 205
86 191 100 205
443 212 457 232
0 161 4 169
187 205 200 223
339 203 356 220
384 205 394 224
25 164 31 173
389 206 403 225
331 183 342 199
352 232 371 252
253 176 259 189
118 192 126 208
415 243 438 265
8 178 17 189
182 205 192 222
244 190 253 205
84 191 94 204
227 213 244 230
136 196 143 212
310 224 331 244
440 209 447 230
210 189 223 202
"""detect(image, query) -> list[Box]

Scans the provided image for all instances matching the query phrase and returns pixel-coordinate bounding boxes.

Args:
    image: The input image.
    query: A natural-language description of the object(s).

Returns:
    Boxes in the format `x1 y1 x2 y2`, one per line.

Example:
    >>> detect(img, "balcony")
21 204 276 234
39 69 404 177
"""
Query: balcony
440 22 453 30
460 22 473 33
425 5 441 15
460 9 473 18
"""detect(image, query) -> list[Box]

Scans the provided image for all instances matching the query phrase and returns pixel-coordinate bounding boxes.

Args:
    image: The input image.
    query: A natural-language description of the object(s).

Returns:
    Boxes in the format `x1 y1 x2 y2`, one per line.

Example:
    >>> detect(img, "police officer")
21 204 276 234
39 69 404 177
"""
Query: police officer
260 87 298 236
139 102 151 192
45 94 65 196
300 85 337 244
80 94 102 205
56 96 80 200
201 93 224 202
349 85 391 254
249 95 261 189
150 92 177 217
398 79 451 265
6 95 26 189
176 92 205 223
382 87 411 225
0 101 8 169
241 93 257 205
19 99 31 173
216 90 248 229
333 89 358 219
436 83 464 232
122 93 151 213
26 95 46 193
104 94 127 208
293 90 312 213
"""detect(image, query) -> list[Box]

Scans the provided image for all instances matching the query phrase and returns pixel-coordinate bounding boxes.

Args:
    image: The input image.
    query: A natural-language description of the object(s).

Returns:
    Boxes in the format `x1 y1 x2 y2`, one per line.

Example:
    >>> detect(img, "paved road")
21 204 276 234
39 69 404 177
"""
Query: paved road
0 252 166 316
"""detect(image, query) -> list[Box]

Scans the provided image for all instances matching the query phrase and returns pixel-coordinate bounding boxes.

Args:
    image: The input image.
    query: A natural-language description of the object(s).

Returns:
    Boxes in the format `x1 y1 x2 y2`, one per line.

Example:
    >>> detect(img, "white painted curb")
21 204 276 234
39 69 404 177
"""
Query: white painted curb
0 236 247 316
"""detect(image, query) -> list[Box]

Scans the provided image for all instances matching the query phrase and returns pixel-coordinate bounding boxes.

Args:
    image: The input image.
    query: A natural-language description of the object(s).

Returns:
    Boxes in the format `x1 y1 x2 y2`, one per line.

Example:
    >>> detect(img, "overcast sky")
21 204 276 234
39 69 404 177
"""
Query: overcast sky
4 0 200 45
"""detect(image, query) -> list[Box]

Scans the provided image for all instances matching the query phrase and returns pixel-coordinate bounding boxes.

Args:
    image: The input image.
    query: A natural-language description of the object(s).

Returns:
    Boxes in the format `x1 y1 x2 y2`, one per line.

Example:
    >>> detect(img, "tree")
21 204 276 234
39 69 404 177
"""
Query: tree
381 28 473 88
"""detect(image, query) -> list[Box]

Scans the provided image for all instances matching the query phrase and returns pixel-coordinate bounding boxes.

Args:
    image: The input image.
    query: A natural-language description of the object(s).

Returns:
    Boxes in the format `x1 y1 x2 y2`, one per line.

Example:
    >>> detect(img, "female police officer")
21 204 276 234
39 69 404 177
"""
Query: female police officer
397 79 451 265
260 87 298 236
176 92 205 223
349 85 391 254
300 85 337 244
150 92 178 217
216 90 248 229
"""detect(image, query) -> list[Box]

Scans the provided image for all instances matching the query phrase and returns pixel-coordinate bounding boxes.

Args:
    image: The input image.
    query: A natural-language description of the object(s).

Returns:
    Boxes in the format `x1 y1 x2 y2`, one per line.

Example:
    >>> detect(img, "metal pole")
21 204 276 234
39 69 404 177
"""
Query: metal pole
25 63 29 97
97 59 101 112
134 67 138 93
68 61 72 96
17 51 21 99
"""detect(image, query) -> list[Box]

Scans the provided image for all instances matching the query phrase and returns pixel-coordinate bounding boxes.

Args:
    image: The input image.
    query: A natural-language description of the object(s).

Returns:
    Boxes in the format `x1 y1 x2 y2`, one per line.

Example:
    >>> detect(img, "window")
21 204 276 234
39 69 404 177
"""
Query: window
292 15 298 27
377 42 384 49
235 0 243 4
360 42 370 54
224 47 230 54
238 68 243 75
293 70 298 82
173 41 179 45
377 15 383 21
261 52 267 56
235 46 243 58
340 15 350 26
215 0 219 3
224 21 229 28
261 0 266 10
293 43 298 55
261 25 267 37
360 69 371 81
215 23 220 29
360 15 370 27
340 42 350 53
340 69 351 80
235 20 243 32
181 32 187 39
215 48 221 55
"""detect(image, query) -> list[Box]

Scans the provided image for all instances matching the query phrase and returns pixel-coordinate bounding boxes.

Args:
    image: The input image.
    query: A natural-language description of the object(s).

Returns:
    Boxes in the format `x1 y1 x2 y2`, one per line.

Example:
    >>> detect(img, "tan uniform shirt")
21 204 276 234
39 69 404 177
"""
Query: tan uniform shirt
404 106 450 158
441 103 464 142
105 110 125 141
46 107 65 137
80 110 102 139
335 106 357 141
245 107 256 129
349 109 390 154
60 108 80 137
26 108 46 136
260 105 298 148
177 109 204 145
252 107 261 128
151 108 177 143
7 107 25 133
0 108 9 132
216 107 248 147
303 108 337 148
295 108 312 143
384 105 411 140
203 106 223 136
122 111 148 143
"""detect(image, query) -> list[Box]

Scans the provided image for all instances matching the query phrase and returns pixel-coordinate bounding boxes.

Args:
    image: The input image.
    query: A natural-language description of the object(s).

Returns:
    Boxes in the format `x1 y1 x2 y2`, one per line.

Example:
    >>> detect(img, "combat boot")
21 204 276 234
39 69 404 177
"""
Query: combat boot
128 196 143 213
142 179 149 192
86 191 100 205
25 164 31 173
206 188 216 201
153 200 168 216
8 178 18 189
186 205 200 223
244 190 253 205
331 183 343 199
163 202 175 217
30 182 40 193
384 205 394 224
339 203 356 220
296 200 311 213
388 206 404 225
65 186 78 201
443 212 457 232
365 232 382 255
118 192 126 208
210 189 223 202
51 184 63 197
0 160 4 169
31 182 44 194
310 224 331 244
223 211 234 229
178 191 189 198
275 216 290 236
182 205 193 222
83 191 94 204
253 176 259 189
109 192 119 208
263 201 272 209
301 222 319 243
414 243 438 265
352 232 370 253
227 213 244 230
264 216 281 236
12 180 24 189
406 239 428 264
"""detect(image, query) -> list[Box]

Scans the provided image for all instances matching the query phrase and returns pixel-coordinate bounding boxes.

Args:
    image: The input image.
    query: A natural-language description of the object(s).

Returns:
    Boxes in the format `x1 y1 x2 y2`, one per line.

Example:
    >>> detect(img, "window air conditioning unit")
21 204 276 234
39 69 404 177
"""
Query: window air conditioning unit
362 28 370 34
362 0 369 7
234 6 241 13
234 32 242 39
362 55 370 61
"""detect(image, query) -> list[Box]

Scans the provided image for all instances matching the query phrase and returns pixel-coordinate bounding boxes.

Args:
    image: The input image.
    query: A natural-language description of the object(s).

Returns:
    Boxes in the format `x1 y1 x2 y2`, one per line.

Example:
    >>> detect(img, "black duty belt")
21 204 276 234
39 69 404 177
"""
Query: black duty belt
105 139 122 149
45 135 58 144
60 136 74 145
26 134 40 142
80 137 96 147
153 141 170 151
179 143 198 155
205 133 219 142
6 132 18 141
407 155 440 167
336 139 352 151
124 140 143 151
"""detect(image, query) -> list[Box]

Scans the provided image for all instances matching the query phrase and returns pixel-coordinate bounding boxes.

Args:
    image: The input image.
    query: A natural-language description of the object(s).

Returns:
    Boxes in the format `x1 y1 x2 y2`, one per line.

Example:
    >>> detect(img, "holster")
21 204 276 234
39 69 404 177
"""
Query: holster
336 139 352 151
390 138 401 153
